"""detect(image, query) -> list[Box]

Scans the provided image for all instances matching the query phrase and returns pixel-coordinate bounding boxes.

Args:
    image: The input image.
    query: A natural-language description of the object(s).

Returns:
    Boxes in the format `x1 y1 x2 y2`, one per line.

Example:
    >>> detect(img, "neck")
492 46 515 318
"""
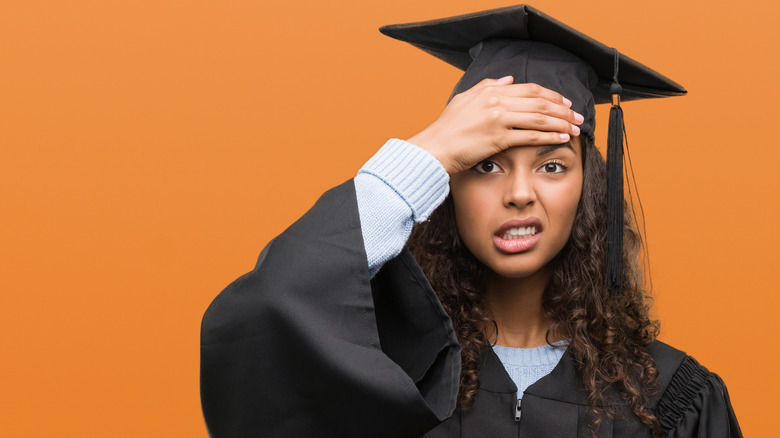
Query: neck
483 267 555 349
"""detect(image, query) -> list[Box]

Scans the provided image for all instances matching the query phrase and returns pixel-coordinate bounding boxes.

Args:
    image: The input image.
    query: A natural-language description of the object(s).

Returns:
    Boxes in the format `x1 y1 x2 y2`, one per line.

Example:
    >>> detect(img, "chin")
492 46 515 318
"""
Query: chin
484 258 552 280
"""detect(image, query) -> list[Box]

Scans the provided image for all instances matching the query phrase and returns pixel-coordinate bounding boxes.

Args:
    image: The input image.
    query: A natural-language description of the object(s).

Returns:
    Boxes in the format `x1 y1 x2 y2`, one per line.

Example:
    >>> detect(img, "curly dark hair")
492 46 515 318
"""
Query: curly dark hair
406 137 662 437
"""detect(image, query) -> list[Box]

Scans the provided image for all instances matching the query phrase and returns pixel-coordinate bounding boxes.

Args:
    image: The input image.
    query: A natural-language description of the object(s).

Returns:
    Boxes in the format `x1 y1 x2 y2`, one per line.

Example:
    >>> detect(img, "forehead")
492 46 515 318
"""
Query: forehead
499 136 582 158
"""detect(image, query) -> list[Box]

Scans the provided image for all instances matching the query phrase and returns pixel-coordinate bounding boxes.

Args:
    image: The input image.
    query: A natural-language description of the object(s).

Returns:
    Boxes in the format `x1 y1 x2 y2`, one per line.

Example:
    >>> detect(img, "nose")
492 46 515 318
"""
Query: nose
502 170 536 209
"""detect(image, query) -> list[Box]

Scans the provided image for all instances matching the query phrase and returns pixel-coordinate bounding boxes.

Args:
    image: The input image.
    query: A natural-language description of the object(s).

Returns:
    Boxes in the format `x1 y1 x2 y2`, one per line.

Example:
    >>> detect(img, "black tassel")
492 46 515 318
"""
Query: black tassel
606 101 624 295
606 49 624 296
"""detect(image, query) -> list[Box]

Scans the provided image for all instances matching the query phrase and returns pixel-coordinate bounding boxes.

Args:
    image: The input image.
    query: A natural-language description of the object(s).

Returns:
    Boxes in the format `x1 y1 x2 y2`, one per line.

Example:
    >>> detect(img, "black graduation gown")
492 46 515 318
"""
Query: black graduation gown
422 342 742 438
201 180 742 438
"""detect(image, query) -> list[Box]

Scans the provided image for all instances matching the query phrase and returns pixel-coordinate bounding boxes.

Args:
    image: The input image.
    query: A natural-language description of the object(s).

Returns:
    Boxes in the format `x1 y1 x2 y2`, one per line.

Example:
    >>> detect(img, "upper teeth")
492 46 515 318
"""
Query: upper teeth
502 226 537 240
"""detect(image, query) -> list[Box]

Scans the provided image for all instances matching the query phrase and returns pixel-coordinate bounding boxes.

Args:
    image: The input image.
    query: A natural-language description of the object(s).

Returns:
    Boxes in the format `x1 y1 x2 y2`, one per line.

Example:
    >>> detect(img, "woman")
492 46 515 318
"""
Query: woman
201 5 741 437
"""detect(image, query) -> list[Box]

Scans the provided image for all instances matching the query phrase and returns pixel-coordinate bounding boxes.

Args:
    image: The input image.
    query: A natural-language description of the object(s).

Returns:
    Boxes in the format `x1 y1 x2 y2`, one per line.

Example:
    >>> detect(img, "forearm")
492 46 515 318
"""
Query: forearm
355 138 450 277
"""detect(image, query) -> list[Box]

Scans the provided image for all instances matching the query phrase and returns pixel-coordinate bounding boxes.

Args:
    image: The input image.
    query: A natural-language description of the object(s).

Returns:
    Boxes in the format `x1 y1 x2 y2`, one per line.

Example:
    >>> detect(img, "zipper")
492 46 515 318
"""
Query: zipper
514 398 522 421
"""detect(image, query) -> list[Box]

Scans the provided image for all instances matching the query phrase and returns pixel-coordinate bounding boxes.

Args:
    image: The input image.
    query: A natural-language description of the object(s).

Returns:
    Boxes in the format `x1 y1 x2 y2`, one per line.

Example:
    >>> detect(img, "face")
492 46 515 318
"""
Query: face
450 137 583 280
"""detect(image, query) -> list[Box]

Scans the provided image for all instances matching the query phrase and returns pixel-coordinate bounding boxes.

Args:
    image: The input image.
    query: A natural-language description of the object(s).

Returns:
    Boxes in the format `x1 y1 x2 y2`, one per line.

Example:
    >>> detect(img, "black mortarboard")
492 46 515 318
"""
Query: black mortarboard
380 5 686 295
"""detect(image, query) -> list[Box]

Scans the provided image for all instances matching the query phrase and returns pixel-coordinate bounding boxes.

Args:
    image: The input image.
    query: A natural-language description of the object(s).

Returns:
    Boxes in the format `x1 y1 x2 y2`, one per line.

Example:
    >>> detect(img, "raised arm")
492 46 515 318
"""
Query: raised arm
200 80 582 437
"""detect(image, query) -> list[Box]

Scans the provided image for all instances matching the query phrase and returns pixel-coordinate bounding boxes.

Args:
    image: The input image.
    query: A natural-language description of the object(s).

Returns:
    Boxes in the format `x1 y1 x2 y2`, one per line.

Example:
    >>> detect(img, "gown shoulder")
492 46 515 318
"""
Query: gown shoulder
650 341 743 437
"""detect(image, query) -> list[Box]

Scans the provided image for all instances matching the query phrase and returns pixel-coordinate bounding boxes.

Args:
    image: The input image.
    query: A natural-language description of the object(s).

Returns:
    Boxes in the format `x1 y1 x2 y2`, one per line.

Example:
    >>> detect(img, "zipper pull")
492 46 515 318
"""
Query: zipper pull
514 398 522 421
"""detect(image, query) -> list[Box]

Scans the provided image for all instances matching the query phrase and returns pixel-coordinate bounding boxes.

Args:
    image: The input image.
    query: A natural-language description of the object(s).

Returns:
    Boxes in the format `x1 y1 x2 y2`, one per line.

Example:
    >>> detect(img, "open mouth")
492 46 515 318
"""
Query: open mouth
493 220 543 253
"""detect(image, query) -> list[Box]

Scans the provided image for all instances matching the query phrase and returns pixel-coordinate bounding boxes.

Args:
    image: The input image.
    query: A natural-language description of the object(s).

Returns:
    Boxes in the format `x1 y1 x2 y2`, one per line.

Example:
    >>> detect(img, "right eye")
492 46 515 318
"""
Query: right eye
473 160 501 174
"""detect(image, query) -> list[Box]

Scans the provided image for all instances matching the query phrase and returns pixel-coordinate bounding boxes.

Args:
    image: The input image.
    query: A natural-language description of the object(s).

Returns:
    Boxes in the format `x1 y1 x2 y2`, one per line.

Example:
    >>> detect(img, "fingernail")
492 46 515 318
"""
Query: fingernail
571 124 581 135
560 133 570 141
498 75 513 83
574 112 584 123
562 97 572 107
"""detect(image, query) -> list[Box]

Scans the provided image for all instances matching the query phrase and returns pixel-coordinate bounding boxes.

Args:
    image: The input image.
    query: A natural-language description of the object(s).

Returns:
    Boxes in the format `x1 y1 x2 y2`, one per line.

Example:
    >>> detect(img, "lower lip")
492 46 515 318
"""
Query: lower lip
493 233 541 254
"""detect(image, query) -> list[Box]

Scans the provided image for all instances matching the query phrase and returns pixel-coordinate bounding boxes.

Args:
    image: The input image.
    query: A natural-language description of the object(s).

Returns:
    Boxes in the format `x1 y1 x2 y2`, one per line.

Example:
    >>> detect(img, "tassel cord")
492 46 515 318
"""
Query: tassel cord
622 119 653 293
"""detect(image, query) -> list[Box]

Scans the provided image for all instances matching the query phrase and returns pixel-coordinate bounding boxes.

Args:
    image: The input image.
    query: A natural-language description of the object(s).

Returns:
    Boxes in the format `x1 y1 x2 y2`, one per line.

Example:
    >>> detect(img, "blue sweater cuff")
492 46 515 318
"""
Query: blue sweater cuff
355 139 450 278
359 138 449 222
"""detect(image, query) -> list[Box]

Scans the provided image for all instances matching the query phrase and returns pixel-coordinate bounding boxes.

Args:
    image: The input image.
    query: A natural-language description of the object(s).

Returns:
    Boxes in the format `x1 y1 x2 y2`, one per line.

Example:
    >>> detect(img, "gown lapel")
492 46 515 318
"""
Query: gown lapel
459 346 616 437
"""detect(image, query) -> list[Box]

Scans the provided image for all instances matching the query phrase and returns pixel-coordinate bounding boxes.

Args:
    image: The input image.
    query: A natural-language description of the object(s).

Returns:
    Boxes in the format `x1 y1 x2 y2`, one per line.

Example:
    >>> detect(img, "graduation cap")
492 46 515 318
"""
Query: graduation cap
380 4 686 295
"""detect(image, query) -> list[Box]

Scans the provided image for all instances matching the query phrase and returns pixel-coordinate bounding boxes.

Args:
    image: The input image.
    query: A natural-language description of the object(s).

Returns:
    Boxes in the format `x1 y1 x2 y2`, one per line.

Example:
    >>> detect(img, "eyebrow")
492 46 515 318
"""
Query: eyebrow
536 142 575 157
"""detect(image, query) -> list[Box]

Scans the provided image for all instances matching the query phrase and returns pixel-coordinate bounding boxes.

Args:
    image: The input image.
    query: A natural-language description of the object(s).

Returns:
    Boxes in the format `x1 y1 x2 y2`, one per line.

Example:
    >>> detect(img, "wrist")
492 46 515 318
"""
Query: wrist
407 131 454 174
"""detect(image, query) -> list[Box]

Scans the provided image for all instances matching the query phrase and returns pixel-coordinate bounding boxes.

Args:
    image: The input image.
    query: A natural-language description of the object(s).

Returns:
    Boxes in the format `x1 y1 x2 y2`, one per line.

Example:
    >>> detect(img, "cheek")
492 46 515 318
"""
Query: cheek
547 178 583 231
538 178 582 231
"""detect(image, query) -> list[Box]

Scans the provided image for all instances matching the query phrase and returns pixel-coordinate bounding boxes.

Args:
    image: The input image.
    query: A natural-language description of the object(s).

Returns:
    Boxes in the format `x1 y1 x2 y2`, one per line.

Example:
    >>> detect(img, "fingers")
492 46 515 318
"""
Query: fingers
498 95 584 127
464 80 572 109
412 80 584 174
470 75 514 91
498 82 571 108
500 111 581 136
503 129 572 147
461 81 584 130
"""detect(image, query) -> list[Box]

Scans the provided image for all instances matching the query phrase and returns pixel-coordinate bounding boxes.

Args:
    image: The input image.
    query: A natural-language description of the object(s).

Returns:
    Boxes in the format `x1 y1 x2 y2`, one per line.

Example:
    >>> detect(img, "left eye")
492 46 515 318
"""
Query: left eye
539 162 566 173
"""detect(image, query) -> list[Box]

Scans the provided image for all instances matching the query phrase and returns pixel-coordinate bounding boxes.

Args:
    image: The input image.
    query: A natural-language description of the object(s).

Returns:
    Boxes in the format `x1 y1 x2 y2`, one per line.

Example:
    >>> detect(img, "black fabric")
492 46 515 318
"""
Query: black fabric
655 356 743 437
425 342 742 438
379 4 686 105
201 181 741 438
200 180 459 438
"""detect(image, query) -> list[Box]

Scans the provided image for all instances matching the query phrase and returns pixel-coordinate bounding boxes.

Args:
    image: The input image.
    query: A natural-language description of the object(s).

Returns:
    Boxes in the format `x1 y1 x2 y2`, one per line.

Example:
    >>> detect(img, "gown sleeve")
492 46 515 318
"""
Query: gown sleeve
656 356 743 438
200 180 460 438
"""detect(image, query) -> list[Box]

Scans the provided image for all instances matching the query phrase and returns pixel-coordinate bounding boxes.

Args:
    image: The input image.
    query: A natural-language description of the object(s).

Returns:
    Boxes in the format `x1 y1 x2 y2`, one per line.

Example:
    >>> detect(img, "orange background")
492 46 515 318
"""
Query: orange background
1 0 777 436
